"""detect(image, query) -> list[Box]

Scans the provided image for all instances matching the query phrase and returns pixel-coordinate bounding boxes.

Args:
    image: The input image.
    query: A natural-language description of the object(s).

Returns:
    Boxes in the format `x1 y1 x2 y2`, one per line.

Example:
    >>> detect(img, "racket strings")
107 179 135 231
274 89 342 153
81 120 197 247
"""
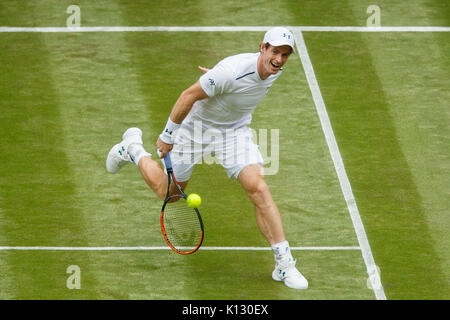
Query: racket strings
163 199 202 248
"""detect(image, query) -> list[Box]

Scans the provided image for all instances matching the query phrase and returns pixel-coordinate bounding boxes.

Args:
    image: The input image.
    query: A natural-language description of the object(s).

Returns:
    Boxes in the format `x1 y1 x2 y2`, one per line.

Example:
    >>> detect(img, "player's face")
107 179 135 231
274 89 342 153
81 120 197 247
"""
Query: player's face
258 44 292 79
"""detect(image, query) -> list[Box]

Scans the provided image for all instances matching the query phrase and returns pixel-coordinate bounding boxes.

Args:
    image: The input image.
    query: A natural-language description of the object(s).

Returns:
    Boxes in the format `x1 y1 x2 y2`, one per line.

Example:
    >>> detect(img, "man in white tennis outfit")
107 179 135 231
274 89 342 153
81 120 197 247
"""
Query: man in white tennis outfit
106 27 308 290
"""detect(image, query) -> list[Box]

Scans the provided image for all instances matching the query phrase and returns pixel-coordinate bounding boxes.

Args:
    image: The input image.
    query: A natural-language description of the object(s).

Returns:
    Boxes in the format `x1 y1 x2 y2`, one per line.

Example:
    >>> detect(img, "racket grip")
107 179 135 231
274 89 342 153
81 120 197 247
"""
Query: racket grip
163 151 173 171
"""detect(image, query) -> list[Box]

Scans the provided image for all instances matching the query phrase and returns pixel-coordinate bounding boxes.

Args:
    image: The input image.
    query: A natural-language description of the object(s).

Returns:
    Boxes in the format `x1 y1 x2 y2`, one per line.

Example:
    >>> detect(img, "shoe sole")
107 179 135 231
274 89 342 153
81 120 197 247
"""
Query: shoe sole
106 144 124 173
106 127 143 173
122 127 142 142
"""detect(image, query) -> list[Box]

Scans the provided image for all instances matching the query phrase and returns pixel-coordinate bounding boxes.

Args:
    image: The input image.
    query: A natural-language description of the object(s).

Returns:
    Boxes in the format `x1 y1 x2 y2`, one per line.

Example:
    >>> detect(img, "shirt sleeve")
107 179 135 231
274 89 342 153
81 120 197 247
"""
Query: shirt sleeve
199 62 234 97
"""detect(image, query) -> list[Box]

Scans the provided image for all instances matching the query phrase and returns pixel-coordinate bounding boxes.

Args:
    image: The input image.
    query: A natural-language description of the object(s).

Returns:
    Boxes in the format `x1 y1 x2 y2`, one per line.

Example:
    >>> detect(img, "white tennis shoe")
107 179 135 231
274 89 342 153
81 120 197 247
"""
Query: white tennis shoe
272 259 308 290
106 127 143 173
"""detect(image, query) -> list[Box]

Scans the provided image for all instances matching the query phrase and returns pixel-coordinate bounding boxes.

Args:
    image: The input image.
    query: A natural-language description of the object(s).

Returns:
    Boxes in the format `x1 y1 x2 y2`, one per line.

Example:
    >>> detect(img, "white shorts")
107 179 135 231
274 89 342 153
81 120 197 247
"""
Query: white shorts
169 120 264 182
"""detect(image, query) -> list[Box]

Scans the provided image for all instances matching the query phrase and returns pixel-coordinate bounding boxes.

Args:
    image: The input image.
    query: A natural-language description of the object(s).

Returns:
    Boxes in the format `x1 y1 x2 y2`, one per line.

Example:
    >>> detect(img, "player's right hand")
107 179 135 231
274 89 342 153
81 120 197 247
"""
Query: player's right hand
156 137 173 158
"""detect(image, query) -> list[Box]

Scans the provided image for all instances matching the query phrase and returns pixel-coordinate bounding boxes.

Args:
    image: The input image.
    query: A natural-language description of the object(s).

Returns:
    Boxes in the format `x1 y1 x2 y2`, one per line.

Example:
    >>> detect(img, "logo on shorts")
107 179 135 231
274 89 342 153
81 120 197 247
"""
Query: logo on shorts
208 78 215 86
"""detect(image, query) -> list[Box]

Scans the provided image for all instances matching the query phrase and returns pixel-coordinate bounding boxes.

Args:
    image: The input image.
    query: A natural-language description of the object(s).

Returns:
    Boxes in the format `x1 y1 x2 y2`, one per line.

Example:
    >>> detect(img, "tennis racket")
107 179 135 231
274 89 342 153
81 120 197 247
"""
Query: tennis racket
160 151 204 254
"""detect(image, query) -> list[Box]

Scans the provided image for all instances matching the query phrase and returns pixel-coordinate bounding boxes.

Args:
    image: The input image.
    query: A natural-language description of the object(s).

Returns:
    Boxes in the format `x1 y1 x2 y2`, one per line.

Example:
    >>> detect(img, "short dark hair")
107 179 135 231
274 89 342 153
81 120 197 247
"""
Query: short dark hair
261 42 293 54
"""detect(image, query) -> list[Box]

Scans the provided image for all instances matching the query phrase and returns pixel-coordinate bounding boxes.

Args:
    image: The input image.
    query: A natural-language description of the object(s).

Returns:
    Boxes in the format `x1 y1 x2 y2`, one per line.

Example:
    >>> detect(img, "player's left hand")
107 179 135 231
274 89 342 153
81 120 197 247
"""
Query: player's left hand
198 66 209 73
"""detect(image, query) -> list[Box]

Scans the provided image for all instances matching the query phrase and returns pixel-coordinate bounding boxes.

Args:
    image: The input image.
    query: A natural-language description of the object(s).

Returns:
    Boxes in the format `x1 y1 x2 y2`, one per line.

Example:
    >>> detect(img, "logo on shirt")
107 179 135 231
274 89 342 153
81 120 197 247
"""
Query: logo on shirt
208 78 215 86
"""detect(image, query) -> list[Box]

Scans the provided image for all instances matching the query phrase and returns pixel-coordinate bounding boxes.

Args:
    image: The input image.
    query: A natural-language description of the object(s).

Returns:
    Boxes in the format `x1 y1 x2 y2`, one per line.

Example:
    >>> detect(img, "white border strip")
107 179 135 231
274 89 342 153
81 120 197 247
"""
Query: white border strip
298 26 450 32
0 26 449 33
293 29 387 300
0 246 360 251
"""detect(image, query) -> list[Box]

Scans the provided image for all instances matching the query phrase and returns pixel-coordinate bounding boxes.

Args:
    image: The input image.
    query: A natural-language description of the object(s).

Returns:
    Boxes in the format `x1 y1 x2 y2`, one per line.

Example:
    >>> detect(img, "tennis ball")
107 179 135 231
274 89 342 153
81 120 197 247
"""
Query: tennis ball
187 193 202 208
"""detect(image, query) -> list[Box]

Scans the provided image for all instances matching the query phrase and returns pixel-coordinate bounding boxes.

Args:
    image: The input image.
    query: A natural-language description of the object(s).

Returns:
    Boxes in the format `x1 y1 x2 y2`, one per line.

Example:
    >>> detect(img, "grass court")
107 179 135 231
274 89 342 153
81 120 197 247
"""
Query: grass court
0 0 448 300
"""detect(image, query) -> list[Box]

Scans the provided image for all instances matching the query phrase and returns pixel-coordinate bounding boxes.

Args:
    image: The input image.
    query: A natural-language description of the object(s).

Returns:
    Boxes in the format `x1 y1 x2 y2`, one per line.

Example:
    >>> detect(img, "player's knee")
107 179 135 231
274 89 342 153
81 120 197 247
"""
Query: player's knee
247 179 270 200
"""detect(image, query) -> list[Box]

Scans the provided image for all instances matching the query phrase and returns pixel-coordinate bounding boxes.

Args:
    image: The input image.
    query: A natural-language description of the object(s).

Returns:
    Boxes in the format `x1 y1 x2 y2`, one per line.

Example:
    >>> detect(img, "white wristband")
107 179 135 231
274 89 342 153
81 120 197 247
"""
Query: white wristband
159 117 181 144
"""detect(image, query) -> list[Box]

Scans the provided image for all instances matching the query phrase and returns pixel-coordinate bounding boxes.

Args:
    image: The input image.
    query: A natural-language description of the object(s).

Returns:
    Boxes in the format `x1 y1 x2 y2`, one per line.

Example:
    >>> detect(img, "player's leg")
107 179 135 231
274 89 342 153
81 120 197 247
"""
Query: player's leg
136 155 188 199
237 163 285 245
220 127 308 290
217 128 285 245
106 127 189 199
237 164 308 290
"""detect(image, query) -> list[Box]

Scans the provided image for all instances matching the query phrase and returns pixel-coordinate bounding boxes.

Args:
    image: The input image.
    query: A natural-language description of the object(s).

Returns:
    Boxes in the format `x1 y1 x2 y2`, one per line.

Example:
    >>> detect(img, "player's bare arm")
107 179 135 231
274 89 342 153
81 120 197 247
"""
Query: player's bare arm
157 80 208 158
169 80 208 123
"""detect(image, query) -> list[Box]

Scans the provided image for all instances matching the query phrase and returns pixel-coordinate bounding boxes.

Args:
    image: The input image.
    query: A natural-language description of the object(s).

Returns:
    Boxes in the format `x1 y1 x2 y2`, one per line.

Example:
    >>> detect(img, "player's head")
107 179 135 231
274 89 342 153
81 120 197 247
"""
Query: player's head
261 27 295 54
258 27 294 79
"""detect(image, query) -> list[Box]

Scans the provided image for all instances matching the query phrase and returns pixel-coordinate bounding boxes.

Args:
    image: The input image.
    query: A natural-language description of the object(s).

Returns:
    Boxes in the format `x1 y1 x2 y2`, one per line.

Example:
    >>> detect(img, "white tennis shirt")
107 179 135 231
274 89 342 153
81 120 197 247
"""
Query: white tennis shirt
184 52 282 130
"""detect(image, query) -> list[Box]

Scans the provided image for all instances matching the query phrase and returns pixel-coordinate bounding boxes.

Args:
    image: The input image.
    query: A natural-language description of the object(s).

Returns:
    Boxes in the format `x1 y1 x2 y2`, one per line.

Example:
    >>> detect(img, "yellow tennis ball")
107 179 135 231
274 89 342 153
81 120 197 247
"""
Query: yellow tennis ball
187 193 201 208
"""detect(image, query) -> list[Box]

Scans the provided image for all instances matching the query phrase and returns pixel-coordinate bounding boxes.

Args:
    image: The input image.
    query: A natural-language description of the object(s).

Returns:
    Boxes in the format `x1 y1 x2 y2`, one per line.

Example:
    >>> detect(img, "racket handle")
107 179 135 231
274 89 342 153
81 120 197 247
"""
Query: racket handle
163 151 173 171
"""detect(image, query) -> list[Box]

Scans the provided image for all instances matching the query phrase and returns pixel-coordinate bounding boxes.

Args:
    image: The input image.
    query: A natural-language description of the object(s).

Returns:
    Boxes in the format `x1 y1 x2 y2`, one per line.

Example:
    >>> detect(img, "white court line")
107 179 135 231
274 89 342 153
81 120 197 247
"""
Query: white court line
293 29 387 300
0 26 449 33
0 246 360 251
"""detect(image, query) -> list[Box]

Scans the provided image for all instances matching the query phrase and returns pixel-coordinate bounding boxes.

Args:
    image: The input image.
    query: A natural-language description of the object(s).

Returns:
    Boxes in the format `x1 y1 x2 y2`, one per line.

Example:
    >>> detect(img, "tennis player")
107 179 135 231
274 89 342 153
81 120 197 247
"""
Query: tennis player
106 27 308 290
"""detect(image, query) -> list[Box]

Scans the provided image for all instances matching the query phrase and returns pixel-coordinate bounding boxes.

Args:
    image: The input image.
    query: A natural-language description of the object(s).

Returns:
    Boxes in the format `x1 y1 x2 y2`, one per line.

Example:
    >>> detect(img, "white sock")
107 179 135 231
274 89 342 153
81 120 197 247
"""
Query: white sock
271 240 294 264
127 143 151 166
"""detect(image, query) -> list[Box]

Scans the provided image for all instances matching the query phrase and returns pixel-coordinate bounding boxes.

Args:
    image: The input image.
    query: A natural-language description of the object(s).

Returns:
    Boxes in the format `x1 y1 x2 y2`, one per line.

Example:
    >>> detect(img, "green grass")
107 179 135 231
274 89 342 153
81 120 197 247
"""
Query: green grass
0 29 365 299
0 250 373 300
0 0 448 27
304 31 449 299
0 0 448 300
